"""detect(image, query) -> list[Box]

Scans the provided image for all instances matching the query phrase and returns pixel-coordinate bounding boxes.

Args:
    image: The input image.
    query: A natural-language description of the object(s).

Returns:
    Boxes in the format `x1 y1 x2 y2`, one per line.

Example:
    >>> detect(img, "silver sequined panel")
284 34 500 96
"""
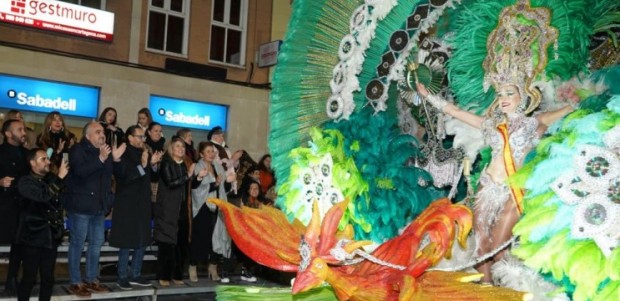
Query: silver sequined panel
482 114 539 165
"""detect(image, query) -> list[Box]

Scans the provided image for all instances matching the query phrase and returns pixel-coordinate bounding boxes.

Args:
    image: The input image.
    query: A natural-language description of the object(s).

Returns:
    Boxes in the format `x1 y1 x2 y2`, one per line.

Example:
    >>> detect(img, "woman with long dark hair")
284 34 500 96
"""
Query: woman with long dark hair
136 108 152 132
98 107 124 147
257 154 276 198
146 122 165 202
189 141 234 283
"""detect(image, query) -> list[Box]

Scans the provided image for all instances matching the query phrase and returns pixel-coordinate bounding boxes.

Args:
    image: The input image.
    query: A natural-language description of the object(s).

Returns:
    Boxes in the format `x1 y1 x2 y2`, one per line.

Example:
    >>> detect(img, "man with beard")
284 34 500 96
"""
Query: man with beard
16 148 68 301
109 125 162 290
0 119 28 295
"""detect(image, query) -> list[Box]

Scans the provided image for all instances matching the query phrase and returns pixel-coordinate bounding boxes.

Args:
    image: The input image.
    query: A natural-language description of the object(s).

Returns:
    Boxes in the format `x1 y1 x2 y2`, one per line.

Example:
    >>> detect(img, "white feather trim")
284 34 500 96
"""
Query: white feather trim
444 117 484 161
328 1 399 121
434 234 477 273
491 254 570 301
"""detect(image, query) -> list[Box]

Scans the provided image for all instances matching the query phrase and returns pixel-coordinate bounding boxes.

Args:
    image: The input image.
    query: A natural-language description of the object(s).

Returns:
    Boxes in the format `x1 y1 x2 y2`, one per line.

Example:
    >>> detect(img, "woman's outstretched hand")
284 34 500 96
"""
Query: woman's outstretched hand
416 82 430 98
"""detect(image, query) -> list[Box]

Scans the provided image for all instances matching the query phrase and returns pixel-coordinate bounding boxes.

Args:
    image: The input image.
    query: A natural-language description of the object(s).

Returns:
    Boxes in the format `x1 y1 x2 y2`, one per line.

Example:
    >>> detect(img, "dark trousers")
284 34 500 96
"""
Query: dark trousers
157 218 189 281
189 251 221 266
18 245 58 301
156 242 184 281
5 243 22 287
177 218 190 279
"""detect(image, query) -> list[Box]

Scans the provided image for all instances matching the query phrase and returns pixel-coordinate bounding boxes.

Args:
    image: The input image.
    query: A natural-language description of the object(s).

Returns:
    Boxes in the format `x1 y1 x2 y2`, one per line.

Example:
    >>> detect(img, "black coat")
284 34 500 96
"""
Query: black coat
99 122 124 148
63 139 114 214
16 173 65 249
145 136 165 183
109 145 152 249
153 156 199 244
0 143 29 244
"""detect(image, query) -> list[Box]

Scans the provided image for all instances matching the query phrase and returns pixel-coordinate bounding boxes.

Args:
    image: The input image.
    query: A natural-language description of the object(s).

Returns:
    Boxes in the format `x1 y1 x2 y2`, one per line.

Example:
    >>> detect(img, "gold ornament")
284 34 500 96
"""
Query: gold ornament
483 0 559 115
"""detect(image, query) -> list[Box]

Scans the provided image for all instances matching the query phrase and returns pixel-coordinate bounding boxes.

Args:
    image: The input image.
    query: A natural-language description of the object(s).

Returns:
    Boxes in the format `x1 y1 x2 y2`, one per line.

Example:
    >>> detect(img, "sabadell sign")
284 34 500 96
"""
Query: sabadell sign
150 95 228 131
0 73 100 118
0 0 114 42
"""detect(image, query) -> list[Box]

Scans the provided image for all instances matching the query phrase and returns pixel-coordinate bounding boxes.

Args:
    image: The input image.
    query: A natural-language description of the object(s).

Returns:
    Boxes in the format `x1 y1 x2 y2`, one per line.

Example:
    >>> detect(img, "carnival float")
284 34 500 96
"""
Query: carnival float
213 0 620 300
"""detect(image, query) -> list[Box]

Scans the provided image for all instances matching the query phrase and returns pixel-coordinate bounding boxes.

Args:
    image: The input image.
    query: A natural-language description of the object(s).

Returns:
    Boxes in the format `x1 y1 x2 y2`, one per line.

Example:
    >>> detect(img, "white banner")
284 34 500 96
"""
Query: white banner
0 0 114 41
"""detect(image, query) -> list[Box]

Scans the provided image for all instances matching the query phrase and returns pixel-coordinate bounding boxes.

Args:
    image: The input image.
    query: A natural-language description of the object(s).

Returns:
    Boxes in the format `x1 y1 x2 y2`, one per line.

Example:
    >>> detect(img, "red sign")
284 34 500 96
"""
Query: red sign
0 0 115 42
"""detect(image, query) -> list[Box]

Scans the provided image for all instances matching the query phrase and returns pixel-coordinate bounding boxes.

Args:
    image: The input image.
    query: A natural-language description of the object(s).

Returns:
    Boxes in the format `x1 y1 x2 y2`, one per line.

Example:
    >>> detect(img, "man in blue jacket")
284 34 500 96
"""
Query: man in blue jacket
64 121 126 297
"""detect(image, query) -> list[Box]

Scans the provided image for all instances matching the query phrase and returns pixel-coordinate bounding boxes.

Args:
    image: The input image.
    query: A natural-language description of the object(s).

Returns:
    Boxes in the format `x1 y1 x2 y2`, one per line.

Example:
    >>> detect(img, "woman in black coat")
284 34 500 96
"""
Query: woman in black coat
145 122 166 202
153 137 202 286
98 107 124 147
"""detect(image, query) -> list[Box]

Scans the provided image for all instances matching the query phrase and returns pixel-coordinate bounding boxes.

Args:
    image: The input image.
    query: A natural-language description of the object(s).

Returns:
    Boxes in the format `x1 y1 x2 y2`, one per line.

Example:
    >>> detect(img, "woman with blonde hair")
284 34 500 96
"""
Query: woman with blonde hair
36 111 75 173
153 137 206 286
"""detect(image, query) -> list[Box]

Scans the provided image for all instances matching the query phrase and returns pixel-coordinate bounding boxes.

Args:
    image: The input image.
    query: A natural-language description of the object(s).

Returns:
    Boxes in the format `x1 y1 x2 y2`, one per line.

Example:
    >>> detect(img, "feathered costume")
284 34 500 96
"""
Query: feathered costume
212 0 620 300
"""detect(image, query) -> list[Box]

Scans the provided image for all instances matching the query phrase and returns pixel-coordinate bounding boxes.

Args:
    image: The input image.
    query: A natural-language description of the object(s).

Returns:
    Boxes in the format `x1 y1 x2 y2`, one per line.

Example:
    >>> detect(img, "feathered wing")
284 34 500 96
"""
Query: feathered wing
402 271 531 301
209 199 304 272
354 199 472 277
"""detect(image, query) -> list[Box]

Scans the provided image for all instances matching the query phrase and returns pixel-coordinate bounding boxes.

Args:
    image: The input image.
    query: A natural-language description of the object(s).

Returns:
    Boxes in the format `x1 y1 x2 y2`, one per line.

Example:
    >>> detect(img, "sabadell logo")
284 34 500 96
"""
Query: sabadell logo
160 109 211 126
10 90 78 111
21 0 98 24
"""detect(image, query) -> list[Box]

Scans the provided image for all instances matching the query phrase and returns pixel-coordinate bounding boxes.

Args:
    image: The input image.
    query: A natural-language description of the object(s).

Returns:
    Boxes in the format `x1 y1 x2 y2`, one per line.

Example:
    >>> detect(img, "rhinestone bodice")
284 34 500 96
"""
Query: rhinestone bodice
482 114 539 165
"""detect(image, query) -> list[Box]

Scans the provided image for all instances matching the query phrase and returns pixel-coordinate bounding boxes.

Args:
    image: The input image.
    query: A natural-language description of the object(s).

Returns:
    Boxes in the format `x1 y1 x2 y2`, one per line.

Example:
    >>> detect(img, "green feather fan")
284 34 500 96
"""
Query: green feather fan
270 0 363 197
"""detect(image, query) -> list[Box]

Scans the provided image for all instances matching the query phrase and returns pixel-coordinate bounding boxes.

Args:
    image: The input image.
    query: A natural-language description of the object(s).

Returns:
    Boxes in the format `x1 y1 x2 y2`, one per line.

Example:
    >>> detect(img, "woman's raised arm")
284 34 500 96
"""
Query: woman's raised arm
416 83 484 129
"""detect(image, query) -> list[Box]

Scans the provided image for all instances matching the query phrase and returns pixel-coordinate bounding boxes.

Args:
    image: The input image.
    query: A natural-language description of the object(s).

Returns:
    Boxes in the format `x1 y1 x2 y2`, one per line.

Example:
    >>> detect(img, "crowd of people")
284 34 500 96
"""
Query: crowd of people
0 107 276 301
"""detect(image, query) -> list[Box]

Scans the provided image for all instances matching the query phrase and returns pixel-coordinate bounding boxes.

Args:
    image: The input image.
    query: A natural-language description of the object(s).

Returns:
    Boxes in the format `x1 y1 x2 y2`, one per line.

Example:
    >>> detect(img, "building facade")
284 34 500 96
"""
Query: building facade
0 0 280 158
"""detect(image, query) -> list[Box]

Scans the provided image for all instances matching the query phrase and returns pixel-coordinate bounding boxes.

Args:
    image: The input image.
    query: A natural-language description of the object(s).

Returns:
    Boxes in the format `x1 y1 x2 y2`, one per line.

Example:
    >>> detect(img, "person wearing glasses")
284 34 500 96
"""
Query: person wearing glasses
109 126 162 290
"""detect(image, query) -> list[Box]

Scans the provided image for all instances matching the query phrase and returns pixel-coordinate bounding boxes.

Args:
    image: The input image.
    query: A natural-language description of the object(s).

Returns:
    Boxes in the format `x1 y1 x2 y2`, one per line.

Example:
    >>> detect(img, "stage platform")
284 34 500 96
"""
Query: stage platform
0 276 283 300
0 243 292 301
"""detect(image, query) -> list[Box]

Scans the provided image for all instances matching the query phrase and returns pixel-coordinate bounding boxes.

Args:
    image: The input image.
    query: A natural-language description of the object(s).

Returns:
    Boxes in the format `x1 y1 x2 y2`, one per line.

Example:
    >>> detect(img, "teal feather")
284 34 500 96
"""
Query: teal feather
515 89 620 300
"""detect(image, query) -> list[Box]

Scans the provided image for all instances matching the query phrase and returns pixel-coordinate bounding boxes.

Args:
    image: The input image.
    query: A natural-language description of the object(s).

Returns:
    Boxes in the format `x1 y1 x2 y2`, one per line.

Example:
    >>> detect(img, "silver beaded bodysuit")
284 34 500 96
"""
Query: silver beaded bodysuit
475 113 539 241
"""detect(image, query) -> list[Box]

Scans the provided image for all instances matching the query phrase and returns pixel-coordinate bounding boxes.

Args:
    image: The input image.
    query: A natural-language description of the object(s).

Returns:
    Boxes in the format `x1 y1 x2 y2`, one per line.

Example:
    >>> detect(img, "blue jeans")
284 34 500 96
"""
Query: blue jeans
67 212 105 285
117 247 146 281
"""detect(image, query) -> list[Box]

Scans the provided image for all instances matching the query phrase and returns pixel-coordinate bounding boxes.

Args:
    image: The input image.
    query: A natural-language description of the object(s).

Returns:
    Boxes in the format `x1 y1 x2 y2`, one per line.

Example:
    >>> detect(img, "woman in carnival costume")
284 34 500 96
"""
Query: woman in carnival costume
417 1 576 284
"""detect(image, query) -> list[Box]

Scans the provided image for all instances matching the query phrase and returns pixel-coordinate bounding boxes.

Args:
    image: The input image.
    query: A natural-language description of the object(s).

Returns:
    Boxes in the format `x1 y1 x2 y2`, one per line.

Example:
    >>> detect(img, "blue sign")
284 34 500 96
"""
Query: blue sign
0 73 100 118
149 95 228 131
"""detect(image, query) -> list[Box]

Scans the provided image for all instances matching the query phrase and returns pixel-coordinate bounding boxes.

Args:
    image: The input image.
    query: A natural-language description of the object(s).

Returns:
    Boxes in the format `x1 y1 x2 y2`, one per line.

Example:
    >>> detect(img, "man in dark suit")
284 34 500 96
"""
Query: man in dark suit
0 119 28 295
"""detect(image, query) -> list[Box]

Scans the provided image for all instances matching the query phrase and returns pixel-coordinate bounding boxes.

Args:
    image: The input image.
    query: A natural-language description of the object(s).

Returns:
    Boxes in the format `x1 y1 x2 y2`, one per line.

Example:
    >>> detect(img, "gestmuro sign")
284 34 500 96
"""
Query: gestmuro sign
0 0 115 42
0 73 100 118
149 95 228 131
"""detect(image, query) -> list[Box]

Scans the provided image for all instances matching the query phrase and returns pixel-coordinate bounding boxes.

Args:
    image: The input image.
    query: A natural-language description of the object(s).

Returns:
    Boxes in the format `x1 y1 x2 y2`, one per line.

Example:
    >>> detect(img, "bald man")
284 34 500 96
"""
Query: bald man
63 121 126 297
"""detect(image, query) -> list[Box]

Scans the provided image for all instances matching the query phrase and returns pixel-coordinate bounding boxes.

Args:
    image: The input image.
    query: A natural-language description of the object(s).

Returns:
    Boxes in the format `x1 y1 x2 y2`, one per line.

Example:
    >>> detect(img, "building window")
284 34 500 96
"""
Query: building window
210 0 248 67
59 0 106 10
147 0 190 55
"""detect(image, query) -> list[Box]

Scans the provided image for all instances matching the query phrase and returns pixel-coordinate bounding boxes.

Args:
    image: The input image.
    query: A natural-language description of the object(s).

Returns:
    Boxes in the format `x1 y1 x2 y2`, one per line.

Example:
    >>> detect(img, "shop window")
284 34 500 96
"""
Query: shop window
209 0 247 67
59 0 106 10
147 0 190 55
